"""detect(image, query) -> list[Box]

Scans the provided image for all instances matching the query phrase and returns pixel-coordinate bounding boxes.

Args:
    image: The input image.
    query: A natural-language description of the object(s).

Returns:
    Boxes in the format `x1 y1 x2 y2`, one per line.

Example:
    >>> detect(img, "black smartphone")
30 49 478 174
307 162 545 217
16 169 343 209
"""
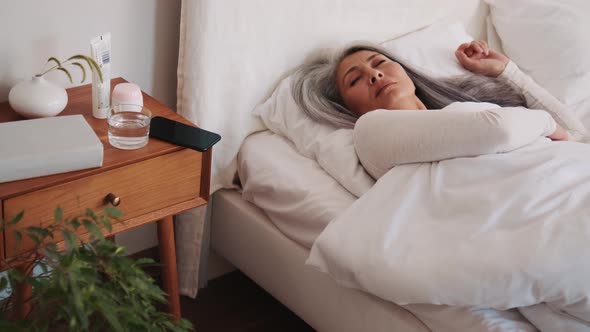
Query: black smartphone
149 116 221 152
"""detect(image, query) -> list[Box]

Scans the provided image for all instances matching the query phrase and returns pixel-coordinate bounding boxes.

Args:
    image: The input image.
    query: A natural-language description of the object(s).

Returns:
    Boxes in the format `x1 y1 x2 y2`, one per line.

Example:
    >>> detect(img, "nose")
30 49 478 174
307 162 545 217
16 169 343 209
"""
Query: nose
370 70 383 84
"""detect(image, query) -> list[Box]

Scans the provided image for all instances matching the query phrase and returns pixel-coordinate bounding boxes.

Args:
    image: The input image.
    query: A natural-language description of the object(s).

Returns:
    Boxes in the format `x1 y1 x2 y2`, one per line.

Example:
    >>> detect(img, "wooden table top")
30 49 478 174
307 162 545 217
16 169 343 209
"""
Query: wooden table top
0 77 197 200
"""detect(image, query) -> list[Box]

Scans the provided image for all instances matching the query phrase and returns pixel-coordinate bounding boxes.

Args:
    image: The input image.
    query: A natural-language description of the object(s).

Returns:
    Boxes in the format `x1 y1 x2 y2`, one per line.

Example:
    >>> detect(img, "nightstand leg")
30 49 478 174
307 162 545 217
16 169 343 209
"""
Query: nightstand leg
14 264 33 319
157 215 181 320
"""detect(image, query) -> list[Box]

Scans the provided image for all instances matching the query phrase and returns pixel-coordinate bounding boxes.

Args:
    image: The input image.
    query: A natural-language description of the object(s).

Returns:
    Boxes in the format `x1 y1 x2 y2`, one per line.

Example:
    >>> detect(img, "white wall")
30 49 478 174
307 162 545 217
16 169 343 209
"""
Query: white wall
0 0 182 254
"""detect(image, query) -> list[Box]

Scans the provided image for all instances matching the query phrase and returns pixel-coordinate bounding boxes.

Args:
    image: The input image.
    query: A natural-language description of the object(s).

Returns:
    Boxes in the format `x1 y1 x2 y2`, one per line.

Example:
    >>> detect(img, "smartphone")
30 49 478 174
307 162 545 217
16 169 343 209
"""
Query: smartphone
149 116 221 152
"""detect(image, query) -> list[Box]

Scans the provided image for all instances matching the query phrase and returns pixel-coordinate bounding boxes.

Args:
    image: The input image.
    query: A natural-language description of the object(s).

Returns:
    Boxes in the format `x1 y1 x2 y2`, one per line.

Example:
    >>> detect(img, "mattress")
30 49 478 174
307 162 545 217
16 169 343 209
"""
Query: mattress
210 188 429 332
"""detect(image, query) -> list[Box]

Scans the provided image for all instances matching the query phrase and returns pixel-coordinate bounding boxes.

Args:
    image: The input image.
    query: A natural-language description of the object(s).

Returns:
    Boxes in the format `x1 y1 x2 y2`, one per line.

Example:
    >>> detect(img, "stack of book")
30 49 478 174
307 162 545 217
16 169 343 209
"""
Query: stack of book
0 115 103 183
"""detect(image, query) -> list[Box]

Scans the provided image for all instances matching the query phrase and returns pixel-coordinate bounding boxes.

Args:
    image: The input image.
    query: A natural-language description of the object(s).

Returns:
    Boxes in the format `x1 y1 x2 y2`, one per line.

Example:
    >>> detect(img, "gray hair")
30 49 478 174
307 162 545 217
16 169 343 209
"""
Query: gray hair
292 43 527 129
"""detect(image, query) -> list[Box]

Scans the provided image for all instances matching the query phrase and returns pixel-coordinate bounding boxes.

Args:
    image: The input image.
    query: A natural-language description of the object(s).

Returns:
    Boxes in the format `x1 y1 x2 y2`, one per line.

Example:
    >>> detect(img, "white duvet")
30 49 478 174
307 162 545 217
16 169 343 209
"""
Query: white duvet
307 137 590 325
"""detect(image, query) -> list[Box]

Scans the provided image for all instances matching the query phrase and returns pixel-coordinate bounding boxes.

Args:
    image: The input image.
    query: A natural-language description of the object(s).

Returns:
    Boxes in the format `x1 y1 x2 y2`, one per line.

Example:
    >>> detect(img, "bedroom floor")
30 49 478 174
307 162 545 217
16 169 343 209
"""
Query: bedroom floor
180 271 316 332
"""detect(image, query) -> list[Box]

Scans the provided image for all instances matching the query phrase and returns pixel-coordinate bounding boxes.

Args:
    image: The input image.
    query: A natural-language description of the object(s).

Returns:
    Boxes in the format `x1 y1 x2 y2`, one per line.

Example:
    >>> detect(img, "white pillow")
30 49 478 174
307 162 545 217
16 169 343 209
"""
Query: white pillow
252 76 375 198
381 22 473 78
253 22 476 196
485 0 590 105
239 131 356 248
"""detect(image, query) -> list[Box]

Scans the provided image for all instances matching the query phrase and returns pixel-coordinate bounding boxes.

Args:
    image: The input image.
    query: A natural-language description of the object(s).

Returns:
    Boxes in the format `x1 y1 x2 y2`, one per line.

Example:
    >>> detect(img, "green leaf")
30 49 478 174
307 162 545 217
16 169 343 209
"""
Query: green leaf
97 302 124 332
71 283 88 329
104 206 123 219
8 211 24 225
27 233 41 245
134 257 156 266
85 208 97 220
70 217 81 230
47 56 61 68
57 67 73 84
44 243 59 261
61 229 77 251
54 207 63 223
13 230 22 243
82 219 104 240
114 246 126 256
99 215 113 232
7 269 24 284
68 54 103 83
61 252 74 267
70 62 87 83
0 276 8 292
26 226 52 239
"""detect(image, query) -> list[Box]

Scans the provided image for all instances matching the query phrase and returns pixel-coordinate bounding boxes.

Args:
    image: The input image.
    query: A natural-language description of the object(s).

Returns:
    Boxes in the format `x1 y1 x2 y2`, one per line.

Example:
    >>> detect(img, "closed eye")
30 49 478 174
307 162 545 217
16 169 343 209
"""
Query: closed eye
350 76 361 87
375 59 386 67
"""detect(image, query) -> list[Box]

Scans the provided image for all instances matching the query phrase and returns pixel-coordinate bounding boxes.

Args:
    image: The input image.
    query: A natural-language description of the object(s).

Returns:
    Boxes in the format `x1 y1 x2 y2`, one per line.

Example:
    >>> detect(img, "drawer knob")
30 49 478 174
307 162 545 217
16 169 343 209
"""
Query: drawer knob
105 193 121 207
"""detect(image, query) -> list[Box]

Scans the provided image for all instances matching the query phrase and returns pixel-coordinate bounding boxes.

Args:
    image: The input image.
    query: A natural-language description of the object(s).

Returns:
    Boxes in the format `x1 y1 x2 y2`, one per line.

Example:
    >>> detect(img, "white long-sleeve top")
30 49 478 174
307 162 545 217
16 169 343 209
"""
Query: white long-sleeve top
353 61 589 180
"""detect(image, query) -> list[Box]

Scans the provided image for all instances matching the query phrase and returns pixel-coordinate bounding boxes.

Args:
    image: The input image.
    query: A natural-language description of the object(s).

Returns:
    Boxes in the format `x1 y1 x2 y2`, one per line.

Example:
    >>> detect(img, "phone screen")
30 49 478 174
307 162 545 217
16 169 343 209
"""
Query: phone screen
149 116 221 152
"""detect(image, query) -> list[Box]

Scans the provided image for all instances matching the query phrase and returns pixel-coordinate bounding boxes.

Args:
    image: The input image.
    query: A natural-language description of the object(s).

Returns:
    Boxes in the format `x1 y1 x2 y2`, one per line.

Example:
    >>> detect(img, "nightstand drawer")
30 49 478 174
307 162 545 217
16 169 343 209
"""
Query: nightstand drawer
3 148 202 258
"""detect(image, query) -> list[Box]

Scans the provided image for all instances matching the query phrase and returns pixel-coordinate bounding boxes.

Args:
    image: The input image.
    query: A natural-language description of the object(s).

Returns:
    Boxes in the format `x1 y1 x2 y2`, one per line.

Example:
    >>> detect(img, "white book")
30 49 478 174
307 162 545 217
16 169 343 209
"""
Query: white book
0 115 104 183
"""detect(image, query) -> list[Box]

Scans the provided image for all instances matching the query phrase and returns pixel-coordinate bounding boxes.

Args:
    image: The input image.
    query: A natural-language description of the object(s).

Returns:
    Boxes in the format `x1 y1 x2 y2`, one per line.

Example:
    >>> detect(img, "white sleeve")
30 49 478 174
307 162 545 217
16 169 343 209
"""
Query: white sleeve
499 61 588 139
353 108 556 179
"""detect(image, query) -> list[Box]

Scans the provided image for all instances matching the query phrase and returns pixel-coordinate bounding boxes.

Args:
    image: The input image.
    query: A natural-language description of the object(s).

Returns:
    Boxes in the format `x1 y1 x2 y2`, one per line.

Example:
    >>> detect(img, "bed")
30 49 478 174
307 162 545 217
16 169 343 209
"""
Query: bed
176 0 590 331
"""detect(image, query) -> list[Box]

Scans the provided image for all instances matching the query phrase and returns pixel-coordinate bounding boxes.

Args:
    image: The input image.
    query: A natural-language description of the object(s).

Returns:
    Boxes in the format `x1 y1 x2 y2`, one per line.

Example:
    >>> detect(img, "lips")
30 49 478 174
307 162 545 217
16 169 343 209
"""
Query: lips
376 82 396 97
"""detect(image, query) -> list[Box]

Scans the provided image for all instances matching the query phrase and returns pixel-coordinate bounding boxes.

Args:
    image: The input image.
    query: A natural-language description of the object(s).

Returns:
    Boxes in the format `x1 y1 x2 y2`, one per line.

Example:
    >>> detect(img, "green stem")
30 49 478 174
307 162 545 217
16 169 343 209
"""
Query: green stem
39 59 74 76
38 65 58 77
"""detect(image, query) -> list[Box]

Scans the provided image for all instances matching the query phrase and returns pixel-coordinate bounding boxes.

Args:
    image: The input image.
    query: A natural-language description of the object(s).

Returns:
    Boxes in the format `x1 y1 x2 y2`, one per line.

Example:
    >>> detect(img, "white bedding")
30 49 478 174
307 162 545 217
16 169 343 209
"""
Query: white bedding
307 136 590 330
238 130 538 331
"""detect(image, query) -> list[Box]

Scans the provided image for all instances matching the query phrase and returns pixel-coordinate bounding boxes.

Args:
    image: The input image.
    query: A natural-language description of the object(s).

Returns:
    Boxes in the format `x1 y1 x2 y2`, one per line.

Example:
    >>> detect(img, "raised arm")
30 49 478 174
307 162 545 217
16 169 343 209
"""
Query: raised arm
353 107 556 179
499 61 587 139
455 40 588 140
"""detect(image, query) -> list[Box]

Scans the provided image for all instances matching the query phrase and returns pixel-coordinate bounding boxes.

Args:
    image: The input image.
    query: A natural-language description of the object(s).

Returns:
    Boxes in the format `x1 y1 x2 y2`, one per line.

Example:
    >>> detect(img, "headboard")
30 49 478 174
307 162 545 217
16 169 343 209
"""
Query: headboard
177 0 489 192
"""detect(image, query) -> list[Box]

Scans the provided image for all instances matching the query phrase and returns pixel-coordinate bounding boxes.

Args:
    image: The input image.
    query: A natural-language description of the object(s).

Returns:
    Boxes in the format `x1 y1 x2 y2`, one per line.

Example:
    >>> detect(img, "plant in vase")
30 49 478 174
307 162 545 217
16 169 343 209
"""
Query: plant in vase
0 207 192 332
8 55 103 119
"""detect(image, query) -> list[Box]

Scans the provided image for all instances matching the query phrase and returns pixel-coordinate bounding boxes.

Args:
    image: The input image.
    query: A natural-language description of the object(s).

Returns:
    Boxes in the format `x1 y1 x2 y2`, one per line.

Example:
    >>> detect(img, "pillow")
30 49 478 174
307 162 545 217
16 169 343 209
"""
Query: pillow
253 22 478 197
485 0 590 105
252 76 375 198
381 21 473 78
239 131 356 248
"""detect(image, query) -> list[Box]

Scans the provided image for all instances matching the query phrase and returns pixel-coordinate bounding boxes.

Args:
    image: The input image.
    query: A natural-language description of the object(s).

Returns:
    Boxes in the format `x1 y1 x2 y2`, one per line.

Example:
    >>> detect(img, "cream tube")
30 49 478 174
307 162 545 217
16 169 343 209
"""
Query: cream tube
90 33 111 119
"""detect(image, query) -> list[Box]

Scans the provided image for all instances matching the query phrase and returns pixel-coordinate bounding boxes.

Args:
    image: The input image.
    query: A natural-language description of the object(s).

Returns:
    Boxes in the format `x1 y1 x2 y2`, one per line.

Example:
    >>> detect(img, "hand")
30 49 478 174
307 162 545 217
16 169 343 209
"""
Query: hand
455 40 510 77
548 124 569 141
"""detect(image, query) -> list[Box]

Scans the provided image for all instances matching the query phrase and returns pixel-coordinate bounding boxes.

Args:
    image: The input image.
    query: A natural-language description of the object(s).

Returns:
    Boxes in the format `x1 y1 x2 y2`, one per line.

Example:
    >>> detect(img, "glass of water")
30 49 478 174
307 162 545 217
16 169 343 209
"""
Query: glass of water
107 104 151 150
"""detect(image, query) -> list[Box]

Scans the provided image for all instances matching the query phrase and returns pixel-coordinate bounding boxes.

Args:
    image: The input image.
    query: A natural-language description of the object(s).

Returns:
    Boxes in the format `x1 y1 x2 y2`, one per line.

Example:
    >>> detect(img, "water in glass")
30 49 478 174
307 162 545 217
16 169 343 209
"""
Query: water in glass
108 108 150 150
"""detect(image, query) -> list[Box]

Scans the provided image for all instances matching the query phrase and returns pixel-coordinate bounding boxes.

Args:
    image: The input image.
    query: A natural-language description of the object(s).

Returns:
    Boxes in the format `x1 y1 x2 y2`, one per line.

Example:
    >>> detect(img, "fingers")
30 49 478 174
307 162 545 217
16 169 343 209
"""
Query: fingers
456 40 489 59
457 42 475 57
455 40 506 77
455 48 477 68
457 43 470 52
473 40 489 56
455 47 487 75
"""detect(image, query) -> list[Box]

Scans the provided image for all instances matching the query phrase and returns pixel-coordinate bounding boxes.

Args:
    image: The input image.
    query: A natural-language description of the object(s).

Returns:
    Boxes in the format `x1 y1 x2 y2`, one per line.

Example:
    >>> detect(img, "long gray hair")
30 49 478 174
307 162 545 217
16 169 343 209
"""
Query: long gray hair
292 43 526 129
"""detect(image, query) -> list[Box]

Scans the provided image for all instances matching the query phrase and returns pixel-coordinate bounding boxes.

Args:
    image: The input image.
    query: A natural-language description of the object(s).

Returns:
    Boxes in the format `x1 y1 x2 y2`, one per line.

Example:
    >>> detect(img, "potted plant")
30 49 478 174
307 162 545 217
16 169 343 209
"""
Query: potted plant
0 207 192 332
8 55 102 119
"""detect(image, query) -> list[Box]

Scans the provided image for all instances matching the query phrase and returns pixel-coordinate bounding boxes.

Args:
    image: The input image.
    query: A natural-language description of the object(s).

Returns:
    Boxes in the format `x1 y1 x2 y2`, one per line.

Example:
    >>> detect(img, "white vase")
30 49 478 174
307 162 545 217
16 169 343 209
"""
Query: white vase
8 76 68 118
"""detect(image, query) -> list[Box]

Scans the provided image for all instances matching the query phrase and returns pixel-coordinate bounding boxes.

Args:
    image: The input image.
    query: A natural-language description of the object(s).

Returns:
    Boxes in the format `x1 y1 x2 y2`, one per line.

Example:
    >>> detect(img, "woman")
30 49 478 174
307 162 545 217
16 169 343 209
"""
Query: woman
293 41 588 179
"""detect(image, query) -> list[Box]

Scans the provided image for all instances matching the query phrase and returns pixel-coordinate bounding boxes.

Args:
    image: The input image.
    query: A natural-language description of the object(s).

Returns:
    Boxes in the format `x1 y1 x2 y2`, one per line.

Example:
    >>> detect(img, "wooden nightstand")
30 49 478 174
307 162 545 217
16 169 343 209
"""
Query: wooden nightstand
0 78 211 320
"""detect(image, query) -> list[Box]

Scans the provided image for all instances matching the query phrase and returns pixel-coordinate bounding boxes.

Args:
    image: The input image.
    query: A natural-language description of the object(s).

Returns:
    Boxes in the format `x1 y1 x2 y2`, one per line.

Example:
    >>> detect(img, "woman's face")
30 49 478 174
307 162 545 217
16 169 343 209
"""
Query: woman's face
336 50 416 116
